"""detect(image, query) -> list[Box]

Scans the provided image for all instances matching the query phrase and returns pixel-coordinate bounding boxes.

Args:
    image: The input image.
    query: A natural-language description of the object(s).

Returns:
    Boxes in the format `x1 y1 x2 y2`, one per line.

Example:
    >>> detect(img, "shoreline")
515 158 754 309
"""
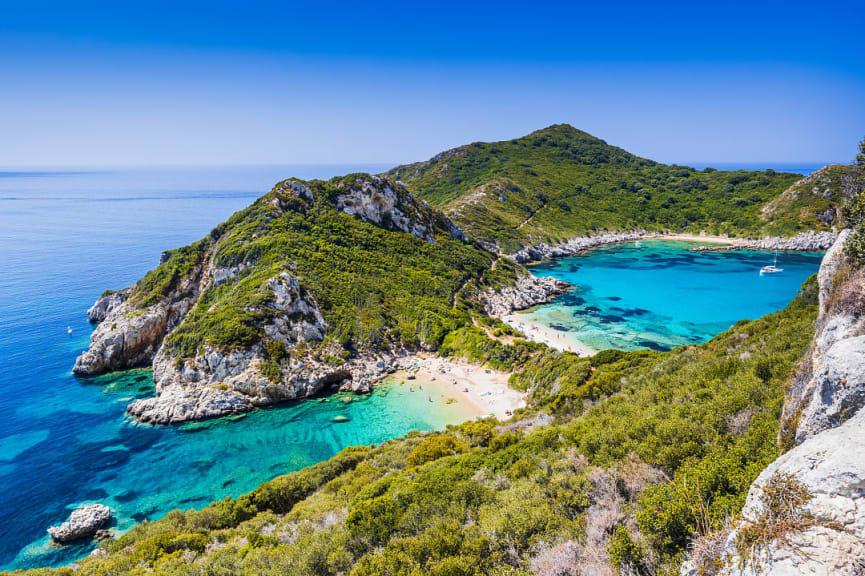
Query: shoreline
501 312 596 357
390 354 527 420
510 230 835 264
656 233 737 245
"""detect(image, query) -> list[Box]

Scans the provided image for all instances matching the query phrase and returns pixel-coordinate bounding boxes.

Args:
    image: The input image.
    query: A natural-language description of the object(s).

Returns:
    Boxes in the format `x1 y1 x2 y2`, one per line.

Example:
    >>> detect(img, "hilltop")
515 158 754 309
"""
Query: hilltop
387 124 852 254
73 174 564 423
45 127 864 576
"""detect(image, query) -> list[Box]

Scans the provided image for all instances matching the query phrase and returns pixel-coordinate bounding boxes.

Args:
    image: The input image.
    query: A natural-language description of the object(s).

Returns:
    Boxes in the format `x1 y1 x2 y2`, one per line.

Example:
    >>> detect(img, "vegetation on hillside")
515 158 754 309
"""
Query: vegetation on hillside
844 135 865 266
41 127 851 576
123 174 524 361
15 276 818 576
388 125 838 253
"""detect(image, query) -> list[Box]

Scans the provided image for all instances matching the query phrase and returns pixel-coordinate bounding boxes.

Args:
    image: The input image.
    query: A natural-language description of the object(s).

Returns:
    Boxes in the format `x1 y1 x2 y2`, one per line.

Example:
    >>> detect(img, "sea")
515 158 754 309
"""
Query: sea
0 165 477 570
521 240 823 353
0 163 826 570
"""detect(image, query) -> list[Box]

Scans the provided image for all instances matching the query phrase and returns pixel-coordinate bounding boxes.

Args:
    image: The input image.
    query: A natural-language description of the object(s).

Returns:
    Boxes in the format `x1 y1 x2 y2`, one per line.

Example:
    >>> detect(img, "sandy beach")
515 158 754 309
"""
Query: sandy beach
657 233 737 245
501 312 596 356
392 354 527 420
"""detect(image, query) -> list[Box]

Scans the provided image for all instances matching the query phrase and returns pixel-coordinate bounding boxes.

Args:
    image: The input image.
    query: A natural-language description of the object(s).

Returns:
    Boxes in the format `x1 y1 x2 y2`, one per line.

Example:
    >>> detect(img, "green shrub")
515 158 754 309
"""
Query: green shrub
406 434 467 467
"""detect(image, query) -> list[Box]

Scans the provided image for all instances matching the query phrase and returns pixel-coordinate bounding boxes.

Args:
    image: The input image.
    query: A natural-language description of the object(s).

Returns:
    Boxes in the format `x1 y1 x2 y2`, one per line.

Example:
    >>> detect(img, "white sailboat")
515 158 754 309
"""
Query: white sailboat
760 250 784 275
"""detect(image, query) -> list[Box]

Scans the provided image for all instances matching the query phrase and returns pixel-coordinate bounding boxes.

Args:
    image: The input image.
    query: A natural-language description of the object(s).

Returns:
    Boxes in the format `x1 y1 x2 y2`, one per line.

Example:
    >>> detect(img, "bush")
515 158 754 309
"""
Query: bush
406 434 467 467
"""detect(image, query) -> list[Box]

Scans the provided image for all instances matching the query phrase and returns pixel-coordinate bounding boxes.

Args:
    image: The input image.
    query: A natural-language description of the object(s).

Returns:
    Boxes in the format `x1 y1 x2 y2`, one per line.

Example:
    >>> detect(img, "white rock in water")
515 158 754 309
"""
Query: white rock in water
47 504 111 543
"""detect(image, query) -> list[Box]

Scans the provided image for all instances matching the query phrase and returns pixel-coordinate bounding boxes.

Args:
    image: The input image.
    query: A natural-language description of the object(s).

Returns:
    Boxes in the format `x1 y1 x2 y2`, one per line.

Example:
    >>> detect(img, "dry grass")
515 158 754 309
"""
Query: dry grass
836 269 865 316
735 471 840 571
683 519 733 576
529 540 586 576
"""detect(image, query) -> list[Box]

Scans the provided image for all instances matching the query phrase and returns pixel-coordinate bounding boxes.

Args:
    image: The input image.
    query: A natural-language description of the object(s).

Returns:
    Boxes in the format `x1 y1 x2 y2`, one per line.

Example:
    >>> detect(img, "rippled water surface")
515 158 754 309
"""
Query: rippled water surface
0 166 477 570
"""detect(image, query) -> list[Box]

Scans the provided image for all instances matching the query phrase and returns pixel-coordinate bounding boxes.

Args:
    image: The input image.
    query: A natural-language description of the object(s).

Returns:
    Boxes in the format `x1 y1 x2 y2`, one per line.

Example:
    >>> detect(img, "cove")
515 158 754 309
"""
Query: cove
0 166 471 571
519 240 824 353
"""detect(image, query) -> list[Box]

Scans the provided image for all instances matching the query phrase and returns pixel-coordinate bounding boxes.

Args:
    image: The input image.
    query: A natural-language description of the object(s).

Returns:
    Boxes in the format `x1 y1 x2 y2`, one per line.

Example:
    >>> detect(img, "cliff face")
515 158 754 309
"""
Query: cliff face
74 174 554 424
686 231 865 575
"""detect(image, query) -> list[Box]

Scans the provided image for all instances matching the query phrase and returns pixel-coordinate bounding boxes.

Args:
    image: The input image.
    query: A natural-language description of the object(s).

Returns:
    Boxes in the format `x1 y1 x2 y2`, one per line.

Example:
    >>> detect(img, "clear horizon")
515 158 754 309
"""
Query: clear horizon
0 159 847 171
2 1 863 166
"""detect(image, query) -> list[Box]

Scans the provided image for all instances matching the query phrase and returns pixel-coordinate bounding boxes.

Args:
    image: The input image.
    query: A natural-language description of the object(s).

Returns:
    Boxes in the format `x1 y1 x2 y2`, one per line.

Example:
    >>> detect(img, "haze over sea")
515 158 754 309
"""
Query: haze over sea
0 164 824 570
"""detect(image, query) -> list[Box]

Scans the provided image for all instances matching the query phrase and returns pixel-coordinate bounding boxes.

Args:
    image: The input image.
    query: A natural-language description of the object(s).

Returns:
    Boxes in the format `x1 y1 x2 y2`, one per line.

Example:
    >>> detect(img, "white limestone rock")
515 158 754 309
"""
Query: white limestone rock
47 504 111 543
336 176 464 242
506 231 648 263
482 274 570 317
86 290 129 323
715 409 865 575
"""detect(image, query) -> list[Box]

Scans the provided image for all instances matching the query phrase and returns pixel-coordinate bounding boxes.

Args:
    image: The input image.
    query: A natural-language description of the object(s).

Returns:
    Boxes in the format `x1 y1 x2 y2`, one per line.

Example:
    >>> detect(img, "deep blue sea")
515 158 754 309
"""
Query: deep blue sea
521 240 824 352
0 165 480 570
0 164 825 570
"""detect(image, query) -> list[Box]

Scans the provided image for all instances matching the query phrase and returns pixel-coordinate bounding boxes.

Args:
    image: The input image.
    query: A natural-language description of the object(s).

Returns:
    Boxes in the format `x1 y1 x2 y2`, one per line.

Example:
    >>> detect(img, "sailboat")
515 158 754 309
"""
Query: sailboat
760 250 784 275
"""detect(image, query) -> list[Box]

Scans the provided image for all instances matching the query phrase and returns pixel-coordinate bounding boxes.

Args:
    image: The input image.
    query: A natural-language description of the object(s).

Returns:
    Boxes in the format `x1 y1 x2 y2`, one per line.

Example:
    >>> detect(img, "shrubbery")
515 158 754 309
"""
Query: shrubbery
18 272 820 575
390 124 814 253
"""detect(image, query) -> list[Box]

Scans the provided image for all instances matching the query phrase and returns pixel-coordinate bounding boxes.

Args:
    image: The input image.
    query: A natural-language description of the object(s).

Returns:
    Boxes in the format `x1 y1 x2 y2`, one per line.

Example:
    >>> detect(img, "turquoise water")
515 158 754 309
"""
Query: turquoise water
0 166 477 570
0 167 825 570
522 240 824 352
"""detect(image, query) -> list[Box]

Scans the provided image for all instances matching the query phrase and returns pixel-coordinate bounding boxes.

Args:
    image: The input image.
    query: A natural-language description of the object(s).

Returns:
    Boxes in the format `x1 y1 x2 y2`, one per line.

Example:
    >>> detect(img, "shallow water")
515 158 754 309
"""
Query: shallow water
0 168 825 570
0 166 476 570
521 240 824 352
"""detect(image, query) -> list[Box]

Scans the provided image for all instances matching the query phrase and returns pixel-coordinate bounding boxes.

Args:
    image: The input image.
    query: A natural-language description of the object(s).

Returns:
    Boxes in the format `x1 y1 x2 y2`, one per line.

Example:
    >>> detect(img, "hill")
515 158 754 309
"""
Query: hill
72 174 564 424
387 125 850 254
22 270 821 576
43 128 863 576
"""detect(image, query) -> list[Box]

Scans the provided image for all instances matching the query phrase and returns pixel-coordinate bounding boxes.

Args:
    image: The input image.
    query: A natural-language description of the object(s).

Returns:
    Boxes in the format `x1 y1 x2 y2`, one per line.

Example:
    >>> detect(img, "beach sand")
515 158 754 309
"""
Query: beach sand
658 233 737 245
393 354 527 420
497 235 737 355
501 312 596 357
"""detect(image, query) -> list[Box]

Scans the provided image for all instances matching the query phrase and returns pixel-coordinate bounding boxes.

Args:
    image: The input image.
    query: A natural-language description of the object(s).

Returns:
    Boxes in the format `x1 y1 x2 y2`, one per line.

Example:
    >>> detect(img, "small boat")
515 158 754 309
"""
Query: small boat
67 326 72 334
760 250 784 275
634 240 642 248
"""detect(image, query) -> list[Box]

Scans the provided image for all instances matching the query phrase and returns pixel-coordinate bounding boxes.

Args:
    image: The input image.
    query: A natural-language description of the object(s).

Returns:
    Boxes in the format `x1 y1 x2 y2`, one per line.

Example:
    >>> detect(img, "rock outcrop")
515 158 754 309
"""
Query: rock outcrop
86 290 129 323
73 265 203 375
124 270 392 424
127 350 411 424
482 274 570 317
782 229 865 443
737 230 838 252
335 176 465 242
47 504 112 543
688 230 865 575
506 232 648 263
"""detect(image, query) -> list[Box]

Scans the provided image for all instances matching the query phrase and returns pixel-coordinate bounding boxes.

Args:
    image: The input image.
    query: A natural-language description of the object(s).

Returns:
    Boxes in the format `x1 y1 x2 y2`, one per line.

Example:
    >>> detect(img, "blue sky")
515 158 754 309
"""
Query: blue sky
1 0 863 167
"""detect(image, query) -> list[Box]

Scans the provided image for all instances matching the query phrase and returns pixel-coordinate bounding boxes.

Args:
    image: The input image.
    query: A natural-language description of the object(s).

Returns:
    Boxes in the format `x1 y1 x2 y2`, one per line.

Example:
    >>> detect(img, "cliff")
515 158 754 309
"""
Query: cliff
74 174 560 424
682 230 865 575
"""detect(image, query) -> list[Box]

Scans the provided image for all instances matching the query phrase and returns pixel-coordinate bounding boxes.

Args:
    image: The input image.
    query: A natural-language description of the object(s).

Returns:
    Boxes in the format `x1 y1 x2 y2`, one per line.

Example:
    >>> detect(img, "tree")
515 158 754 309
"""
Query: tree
843 135 865 266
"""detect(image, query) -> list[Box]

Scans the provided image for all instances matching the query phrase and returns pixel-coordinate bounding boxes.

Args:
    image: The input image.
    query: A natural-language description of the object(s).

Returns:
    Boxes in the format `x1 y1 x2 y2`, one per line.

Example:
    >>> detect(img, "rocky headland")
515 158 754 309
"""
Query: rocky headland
74 175 565 425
